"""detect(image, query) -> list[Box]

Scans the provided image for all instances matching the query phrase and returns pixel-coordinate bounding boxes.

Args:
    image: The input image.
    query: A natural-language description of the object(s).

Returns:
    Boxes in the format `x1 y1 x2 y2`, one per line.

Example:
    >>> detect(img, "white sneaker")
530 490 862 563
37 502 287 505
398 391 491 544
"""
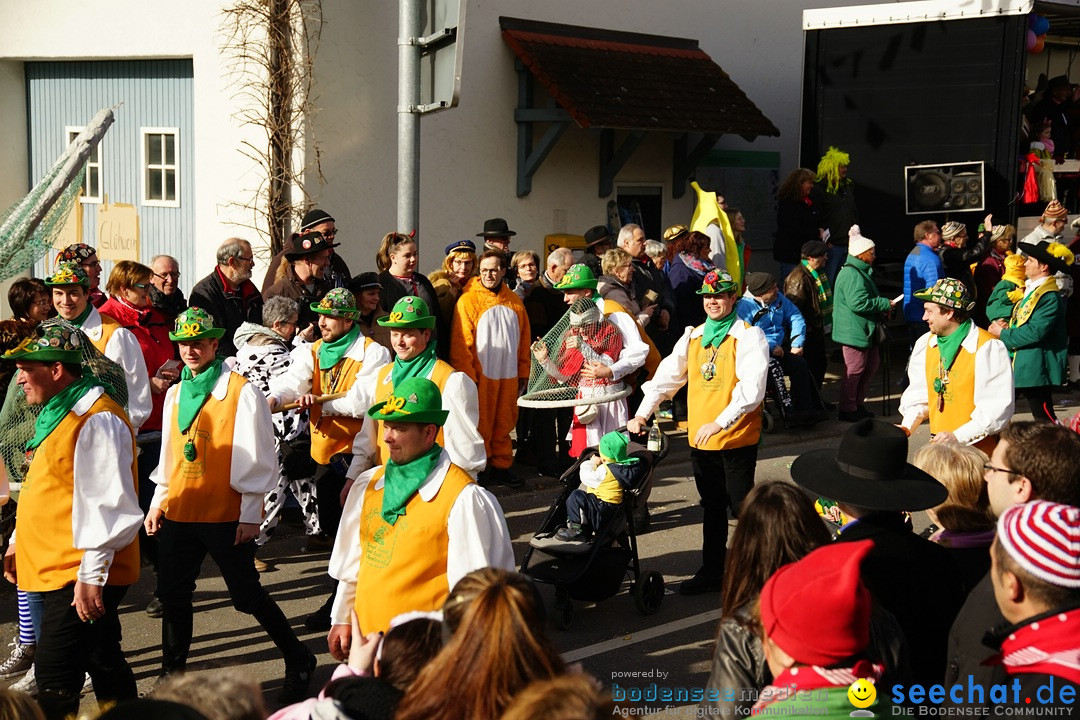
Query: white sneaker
11 664 36 696
0 639 34 679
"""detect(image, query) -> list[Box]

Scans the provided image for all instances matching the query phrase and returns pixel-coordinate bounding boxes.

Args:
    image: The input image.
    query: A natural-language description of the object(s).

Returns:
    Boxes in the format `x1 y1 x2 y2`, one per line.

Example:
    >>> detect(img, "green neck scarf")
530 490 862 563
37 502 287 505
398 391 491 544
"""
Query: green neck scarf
936 320 971 371
70 303 93 328
802 259 833 318
178 358 224 433
391 343 438 387
381 443 443 525
27 377 96 451
318 325 360 370
702 311 739 349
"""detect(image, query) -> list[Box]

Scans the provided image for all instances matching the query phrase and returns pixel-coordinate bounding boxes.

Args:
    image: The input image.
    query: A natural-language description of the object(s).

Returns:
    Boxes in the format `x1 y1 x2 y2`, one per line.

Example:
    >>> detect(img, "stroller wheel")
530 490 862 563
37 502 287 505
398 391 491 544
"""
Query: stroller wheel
761 411 776 434
557 600 575 630
633 571 665 615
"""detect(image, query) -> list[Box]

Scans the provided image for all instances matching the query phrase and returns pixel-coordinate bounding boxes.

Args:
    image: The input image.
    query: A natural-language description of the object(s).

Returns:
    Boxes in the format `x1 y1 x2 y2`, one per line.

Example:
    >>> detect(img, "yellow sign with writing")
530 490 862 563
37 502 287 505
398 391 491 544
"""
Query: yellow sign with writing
96 196 139 261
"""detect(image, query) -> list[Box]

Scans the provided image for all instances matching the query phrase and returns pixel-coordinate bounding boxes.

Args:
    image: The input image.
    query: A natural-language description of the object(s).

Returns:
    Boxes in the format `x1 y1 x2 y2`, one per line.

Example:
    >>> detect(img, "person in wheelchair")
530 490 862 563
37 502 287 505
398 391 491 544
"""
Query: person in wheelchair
736 272 828 427
557 431 646 542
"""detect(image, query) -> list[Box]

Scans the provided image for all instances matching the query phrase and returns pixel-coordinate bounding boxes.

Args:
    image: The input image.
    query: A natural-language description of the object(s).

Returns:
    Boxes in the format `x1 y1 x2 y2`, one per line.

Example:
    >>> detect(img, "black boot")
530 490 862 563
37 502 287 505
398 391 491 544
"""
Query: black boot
37 688 81 720
161 606 193 675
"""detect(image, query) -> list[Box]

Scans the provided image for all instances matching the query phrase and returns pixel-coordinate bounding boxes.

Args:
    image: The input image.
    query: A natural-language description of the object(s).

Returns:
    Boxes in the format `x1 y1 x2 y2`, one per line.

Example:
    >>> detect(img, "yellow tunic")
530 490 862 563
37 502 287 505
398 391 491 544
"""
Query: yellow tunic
924 328 998 454
87 313 123 355
687 332 761 451
310 336 372 465
371 360 456 465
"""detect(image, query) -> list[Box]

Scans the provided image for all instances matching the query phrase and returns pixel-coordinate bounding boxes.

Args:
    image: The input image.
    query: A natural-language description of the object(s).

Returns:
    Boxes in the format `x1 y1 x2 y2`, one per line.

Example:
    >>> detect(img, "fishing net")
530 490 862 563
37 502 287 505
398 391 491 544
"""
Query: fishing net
0 109 114 283
0 318 129 482
518 298 631 409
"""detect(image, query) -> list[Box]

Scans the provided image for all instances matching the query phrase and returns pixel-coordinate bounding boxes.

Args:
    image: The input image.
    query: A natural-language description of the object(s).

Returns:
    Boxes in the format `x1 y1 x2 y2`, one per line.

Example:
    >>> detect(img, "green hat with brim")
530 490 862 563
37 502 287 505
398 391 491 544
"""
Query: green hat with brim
170 307 227 342
366 376 449 426
599 431 639 466
45 262 90 287
697 269 738 295
311 287 360 320
913 277 975 312
378 296 436 329
554 264 598 291
3 324 84 363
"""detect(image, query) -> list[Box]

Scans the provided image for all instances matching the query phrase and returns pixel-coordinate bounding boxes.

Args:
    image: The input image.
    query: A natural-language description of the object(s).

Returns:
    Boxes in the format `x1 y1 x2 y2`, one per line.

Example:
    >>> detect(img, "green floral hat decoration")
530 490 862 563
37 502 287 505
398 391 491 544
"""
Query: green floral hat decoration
377 296 436 329
554 263 598 291
366 376 449 426
45 262 90 287
169 307 227 341
913 278 975 312
3 324 84 363
311 287 359 320
697 269 738 295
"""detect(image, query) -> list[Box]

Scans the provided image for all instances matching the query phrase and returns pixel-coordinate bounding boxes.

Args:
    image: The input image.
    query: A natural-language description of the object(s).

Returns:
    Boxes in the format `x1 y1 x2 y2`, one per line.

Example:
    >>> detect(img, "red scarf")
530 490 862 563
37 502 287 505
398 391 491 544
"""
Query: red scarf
754 660 883 710
999 607 1080 682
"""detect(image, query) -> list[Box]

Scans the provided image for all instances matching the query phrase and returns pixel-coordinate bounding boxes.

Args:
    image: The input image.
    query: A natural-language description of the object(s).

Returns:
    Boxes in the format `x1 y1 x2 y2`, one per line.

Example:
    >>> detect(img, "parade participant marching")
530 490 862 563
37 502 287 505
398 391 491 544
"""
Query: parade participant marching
628 269 769 595
2 324 142 719
46 262 152 429
326 377 513 659
145 308 316 702
899 278 1014 452
343 296 485 477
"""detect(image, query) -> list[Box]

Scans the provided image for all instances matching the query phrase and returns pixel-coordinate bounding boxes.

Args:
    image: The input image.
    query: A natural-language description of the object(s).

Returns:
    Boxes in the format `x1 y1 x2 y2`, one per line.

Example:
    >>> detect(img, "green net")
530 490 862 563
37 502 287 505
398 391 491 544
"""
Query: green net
0 318 129 483
0 108 113 283
518 297 631 409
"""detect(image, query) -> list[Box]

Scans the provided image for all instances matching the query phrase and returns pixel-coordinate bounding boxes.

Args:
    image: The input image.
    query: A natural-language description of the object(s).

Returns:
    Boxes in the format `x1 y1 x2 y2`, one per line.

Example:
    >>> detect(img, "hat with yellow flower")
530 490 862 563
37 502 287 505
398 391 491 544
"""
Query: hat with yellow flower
696 269 738 295
554 264 598 291
1023 240 1075 275
913 277 975 312
3 323 84 363
366 376 449 426
169 307 226 341
310 288 359 320
45 262 90 287
377 296 436 329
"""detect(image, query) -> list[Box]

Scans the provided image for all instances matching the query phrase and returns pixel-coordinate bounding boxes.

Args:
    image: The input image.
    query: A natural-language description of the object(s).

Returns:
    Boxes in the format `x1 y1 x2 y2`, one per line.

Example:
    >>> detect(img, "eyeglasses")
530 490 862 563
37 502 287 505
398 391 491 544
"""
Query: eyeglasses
154 271 180 280
479 268 502 275
132 283 148 290
983 463 1019 476
238 256 255 263
81 260 101 268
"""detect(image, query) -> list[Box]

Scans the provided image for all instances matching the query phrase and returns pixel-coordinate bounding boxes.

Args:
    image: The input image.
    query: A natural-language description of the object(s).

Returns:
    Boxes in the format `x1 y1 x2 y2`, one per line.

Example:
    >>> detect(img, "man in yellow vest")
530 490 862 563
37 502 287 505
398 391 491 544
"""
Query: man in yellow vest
145 308 316 703
325 377 513 660
628 269 769 595
899 278 1013 452
2 323 142 719
343 296 485 478
46 262 152 429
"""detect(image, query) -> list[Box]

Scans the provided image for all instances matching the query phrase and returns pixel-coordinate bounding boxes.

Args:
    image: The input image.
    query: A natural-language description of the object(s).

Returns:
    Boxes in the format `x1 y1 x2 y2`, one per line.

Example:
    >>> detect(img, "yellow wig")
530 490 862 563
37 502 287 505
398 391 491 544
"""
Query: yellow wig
816 146 850 194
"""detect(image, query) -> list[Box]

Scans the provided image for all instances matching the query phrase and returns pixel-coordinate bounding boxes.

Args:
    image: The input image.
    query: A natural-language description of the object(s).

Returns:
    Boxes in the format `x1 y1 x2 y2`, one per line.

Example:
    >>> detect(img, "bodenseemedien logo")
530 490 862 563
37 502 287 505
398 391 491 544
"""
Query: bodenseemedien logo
848 678 877 717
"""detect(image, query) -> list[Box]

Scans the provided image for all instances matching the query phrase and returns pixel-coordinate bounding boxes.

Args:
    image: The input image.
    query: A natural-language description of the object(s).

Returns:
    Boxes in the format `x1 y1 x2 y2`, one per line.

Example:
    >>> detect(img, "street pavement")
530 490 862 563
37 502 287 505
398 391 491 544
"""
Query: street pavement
2 358 1078 717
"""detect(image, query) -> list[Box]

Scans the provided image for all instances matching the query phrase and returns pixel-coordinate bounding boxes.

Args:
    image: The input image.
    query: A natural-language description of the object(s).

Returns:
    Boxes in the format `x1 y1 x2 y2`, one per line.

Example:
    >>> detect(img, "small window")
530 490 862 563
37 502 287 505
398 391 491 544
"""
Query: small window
141 127 180 207
66 127 102 203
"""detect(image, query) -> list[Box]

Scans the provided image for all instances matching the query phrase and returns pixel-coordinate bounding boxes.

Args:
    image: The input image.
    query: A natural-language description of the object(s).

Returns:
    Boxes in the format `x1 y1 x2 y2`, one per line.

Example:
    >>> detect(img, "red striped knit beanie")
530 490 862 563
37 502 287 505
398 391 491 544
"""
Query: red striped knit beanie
997 501 1080 588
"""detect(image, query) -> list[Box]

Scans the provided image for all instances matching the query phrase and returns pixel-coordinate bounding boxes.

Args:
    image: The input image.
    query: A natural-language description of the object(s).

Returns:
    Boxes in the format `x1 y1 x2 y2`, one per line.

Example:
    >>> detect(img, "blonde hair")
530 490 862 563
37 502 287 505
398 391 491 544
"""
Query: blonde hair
376 232 416 272
0 688 45 720
913 444 994 533
601 247 632 276
105 261 153 296
151 669 266 720
500 674 615 720
441 248 477 278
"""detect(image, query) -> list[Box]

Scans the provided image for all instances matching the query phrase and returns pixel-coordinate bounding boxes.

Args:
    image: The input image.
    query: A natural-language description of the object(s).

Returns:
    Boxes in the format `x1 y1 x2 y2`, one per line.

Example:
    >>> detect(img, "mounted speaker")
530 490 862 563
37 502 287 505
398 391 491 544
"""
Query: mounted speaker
904 161 985 215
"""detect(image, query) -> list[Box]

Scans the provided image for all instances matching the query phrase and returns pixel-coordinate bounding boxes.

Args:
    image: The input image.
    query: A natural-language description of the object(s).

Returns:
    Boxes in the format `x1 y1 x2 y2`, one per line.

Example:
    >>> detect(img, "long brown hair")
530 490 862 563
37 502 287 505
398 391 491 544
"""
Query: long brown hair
376 232 415 272
777 168 815 202
395 570 565 720
719 482 831 624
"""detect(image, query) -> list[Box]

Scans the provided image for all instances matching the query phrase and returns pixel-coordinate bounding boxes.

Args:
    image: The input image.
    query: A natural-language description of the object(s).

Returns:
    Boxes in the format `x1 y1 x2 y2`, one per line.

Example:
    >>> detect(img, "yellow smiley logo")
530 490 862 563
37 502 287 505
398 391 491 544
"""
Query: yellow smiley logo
847 678 876 710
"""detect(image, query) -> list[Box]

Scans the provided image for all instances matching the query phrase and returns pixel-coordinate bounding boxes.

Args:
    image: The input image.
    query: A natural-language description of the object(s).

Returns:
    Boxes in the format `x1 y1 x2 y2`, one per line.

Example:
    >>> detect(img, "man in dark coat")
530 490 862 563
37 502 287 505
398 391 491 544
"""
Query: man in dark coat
262 208 352 292
189 238 264 358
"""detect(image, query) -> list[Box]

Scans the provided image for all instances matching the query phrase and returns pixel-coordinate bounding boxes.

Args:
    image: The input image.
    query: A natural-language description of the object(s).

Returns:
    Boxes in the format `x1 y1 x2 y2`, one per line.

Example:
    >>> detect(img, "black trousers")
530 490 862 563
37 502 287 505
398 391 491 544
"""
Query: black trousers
314 459 350 537
1020 386 1058 422
777 352 817 413
565 489 620 532
35 583 136 720
803 330 827 391
690 444 759 577
137 435 162 569
155 519 306 674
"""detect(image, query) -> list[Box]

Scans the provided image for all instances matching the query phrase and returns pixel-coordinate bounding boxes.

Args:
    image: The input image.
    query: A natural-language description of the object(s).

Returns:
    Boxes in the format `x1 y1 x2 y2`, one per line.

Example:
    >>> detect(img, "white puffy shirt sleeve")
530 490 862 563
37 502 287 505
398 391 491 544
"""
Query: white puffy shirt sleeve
149 384 179 511
231 380 280 523
72 392 143 585
715 323 769 429
605 310 650 382
899 333 931 432
446 484 515 589
329 467 376 626
441 372 486 475
323 340 391 417
267 343 315 405
953 338 1015 445
634 326 692 421
105 327 152 431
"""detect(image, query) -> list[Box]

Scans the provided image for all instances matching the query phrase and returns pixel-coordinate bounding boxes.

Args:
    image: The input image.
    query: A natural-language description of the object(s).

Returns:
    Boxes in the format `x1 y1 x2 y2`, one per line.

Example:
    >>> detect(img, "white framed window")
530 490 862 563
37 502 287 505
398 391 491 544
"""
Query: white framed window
65 126 102 203
141 127 180 207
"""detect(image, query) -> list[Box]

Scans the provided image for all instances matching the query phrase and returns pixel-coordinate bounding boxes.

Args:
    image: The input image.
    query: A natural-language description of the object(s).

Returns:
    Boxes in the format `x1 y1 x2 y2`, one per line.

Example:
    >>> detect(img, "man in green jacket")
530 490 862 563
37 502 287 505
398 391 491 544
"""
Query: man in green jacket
989 240 1073 421
831 226 898 422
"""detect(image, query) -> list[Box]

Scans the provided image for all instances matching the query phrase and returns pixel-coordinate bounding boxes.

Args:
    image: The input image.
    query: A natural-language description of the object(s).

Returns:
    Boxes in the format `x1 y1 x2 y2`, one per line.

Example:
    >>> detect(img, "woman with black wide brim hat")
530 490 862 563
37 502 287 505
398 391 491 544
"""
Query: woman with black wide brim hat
790 419 966 687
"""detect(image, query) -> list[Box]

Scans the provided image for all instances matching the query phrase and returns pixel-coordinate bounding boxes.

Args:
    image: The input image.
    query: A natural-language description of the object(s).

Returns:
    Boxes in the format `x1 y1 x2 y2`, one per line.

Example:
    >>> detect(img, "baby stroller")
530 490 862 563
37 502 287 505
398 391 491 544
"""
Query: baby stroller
520 427 668 629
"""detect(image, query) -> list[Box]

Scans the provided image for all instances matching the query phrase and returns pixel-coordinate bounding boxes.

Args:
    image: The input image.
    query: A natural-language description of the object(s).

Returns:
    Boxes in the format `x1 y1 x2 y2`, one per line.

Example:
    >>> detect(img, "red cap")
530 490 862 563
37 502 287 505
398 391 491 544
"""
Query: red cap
759 540 873 666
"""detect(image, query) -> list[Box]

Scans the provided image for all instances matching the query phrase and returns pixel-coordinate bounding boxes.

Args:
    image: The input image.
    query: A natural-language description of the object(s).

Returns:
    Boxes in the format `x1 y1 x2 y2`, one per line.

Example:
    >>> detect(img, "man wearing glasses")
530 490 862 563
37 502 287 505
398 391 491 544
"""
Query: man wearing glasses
189 238 264 359
261 209 352 292
57 243 106 308
149 254 187 322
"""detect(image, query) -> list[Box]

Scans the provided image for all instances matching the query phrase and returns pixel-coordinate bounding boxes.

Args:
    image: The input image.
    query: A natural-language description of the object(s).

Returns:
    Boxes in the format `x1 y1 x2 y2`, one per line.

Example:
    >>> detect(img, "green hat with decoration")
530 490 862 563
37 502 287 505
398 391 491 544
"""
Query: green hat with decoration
377 296 436 329
696 269 738 295
366 376 449 426
45 262 90 287
554 263 598 291
311 288 359 320
3 323 84 363
169 307 227 341
913 277 975 312
599 431 640 466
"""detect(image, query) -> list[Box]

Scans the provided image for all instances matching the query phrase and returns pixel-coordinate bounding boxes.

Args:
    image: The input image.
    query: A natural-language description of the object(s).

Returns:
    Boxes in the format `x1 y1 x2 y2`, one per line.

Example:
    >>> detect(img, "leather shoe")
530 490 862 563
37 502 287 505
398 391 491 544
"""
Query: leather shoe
679 569 723 596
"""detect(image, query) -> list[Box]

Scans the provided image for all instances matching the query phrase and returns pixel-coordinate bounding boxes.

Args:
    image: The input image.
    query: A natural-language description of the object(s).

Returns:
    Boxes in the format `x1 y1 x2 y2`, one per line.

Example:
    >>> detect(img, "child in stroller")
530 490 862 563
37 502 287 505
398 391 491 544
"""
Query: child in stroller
557 431 645 541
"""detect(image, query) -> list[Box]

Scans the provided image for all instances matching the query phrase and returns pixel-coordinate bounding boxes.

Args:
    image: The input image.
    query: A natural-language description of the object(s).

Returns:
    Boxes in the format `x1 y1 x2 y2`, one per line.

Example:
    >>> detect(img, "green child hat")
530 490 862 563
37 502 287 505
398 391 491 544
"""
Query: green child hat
45 262 90 287
599 431 639 465
913 278 975 312
555 264 598 291
697 269 738 295
2 324 84 364
169 307 227 341
366 376 449 426
378 296 436 329
311 288 359 320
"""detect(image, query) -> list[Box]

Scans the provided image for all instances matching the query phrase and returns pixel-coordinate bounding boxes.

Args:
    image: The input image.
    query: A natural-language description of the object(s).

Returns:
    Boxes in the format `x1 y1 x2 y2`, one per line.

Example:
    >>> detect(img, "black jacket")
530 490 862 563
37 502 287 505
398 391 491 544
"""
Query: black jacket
941 233 991 299
523 274 568 341
943 573 1008 698
189 268 264 359
774 197 823 264
148 285 187 323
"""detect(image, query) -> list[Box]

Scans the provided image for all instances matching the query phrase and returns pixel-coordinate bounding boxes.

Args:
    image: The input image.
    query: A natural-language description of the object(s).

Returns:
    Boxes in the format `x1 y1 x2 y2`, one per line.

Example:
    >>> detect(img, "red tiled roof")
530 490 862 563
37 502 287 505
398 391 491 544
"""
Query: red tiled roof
500 17 779 138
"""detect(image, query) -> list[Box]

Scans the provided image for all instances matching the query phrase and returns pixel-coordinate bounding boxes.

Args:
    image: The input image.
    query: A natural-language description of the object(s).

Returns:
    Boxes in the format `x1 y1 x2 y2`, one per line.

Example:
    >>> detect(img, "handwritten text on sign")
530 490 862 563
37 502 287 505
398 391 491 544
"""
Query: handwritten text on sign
96 199 139 261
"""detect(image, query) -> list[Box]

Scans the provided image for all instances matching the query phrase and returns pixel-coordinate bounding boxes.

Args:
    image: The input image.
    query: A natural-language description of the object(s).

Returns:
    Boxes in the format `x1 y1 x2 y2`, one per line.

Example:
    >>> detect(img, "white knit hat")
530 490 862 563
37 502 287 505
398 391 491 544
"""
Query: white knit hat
998 500 1080 588
848 225 875 257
